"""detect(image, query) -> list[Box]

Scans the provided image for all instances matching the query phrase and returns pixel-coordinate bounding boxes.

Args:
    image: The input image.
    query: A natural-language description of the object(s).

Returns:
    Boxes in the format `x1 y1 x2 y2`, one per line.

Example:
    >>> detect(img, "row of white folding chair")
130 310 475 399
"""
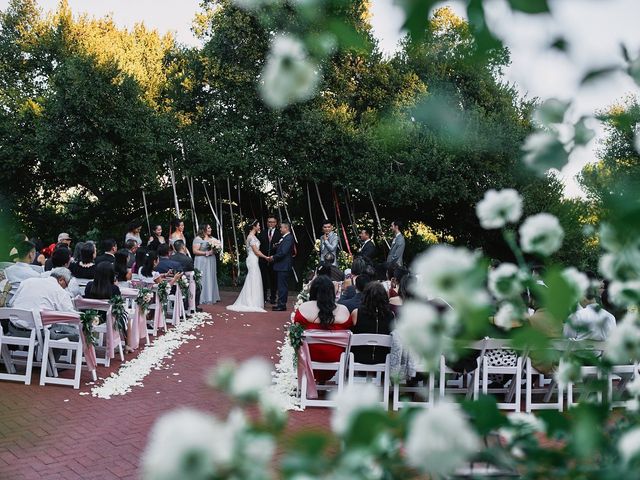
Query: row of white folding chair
73 298 124 368
0 308 95 388
346 334 393 409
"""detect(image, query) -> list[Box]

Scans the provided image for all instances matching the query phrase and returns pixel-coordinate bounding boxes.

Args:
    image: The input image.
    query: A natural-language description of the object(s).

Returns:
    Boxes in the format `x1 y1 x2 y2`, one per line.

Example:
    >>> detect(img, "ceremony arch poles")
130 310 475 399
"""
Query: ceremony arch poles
168 160 181 219
142 190 151 234
227 177 241 278
369 192 390 249
187 177 199 236
314 181 329 220
306 183 316 239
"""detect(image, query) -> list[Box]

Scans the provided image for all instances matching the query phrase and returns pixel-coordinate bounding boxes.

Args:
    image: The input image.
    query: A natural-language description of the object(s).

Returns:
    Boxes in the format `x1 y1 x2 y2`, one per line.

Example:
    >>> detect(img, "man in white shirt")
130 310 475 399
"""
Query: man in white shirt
564 285 616 341
10 268 79 360
4 241 41 306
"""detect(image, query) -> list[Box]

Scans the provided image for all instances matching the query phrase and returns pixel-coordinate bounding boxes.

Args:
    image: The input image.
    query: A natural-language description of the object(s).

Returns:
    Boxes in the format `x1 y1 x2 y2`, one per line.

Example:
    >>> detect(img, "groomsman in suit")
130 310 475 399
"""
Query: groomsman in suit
269 221 294 311
259 215 281 304
319 219 339 266
358 228 377 261
386 220 405 267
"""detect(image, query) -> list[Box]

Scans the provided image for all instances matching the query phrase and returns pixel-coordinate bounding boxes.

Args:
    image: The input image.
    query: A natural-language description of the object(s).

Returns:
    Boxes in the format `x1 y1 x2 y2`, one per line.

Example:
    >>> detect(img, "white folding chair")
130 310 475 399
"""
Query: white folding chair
347 334 392 409
392 363 436 411
167 283 187 326
439 339 488 400
478 339 524 412
75 278 90 296
39 310 97 389
566 340 607 408
300 330 351 409
74 297 124 367
608 362 640 408
120 287 150 347
525 357 563 412
0 308 41 385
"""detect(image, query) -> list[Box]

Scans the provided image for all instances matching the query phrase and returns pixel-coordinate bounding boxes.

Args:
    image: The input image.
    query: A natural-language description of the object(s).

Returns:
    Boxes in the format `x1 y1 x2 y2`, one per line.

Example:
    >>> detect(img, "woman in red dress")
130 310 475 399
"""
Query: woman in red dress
294 275 351 381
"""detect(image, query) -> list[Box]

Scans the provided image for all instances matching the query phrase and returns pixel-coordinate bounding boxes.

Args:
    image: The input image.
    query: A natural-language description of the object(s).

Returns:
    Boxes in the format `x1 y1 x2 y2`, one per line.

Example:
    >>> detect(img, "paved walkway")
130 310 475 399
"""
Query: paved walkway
0 291 328 479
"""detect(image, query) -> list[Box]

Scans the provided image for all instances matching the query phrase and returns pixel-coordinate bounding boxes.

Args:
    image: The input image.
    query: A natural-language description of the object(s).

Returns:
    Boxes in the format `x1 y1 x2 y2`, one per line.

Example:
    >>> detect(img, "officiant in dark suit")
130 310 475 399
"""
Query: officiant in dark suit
269 221 294 311
258 215 281 305
358 228 377 261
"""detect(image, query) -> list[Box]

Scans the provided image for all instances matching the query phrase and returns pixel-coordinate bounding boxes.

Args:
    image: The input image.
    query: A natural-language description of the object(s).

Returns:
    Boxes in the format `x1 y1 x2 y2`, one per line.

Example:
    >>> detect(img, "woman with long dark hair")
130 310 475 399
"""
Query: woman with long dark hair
70 243 96 279
84 262 121 299
147 225 166 251
293 275 351 381
114 250 131 285
351 282 394 364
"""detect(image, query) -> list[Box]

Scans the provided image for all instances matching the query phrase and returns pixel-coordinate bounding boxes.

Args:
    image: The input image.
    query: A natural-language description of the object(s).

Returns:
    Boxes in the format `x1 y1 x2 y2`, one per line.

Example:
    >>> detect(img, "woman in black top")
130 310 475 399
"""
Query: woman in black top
114 250 131 283
70 243 96 279
350 282 395 365
84 262 121 299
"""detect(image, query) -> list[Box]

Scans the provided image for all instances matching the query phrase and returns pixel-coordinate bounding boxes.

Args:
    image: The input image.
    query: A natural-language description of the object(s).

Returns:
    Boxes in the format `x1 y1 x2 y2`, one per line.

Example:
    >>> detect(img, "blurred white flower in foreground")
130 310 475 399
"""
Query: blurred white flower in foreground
475 188 523 229
554 358 580 390
519 213 564 257
606 313 640 363
494 302 520 331
330 383 382 435
489 263 525 300
411 245 484 304
142 409 229 480
231 357 273 398
499 413 546 457
396 301 456 369
260 35 320 109
561 267 590 303
619 427 640 463
522 130 568 173
609 280 640 306
405 401 479 476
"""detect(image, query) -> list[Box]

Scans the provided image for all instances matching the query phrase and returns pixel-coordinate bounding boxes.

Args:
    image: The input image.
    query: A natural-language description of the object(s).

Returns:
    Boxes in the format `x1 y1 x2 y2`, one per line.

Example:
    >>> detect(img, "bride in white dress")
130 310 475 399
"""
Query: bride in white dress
227 220 270 313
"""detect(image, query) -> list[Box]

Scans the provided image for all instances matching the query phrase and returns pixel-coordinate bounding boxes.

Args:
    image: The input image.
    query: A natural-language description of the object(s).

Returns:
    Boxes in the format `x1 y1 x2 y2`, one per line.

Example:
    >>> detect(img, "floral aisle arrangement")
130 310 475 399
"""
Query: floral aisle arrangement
79 309 100 348
194 269 203 290
156 280 170 316
176 275 190 300
136 287 153 313
108 295 128 337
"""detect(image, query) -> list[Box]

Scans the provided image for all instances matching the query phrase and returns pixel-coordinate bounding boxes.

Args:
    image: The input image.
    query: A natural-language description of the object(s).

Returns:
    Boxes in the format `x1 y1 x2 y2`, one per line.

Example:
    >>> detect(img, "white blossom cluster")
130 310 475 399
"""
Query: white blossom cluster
599 223 640 307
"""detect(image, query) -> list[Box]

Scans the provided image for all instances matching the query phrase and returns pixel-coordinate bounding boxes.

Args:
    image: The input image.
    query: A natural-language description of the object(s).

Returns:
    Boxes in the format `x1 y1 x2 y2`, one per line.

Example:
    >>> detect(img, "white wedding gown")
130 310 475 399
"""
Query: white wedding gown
226 234 266 313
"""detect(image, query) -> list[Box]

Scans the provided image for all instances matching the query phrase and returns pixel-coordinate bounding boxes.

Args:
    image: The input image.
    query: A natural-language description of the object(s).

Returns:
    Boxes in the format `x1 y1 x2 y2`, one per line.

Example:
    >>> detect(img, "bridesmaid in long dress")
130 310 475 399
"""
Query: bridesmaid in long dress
193 223 221 304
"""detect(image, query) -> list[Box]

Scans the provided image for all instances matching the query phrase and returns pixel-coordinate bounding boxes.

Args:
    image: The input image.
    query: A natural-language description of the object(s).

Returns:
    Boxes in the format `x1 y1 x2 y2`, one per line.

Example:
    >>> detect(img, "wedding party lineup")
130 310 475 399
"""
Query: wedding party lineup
1 0 640 478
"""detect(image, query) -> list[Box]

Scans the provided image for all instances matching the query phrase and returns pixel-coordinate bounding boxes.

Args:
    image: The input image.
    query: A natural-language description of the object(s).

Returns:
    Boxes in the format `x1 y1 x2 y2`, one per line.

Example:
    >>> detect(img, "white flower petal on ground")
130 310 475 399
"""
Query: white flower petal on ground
475 189 523 229
230 357 273 398
619 427 640 463
489 263 525 300
260 35 320 109
411 245 479 301
561 267 590 303
142 409 220 480
405 401 479 476
519 213 564 257
330 383 382 435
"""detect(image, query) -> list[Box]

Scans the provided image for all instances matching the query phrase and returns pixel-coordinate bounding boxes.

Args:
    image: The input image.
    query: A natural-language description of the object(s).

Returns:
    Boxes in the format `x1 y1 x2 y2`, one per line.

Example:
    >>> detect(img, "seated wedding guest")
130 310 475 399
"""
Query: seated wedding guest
139 251 183 286
293 275 352 381
4 241 40 306
339 274 371 313
131 247 148 281
95 239 117 266
29 237 46 266
564 281 616 341
72 241 85 263
57 232 72 249
44 243 71 271
358 228 377 261
10 268 78 348
9 233 28 262
125 221 143 246
84 262 121 299
147 225 166 251
350 282 394 364
321 253 344 282
340 257 368 301
69 243 96 279
124 239 137 268
389 274 415 315
156 244 183 273
388 266 410 298
172 240 194 272
114 250 132 283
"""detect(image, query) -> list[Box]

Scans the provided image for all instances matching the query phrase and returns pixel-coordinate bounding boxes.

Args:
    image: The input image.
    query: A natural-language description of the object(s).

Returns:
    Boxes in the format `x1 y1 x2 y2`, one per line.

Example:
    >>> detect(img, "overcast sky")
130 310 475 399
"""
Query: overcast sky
2 0 639 197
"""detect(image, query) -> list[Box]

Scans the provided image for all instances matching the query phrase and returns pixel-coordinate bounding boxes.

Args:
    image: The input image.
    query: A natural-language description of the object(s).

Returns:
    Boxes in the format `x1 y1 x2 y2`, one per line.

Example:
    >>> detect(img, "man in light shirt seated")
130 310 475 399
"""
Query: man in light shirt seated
9 268 79 347
4 241 41 306
564 282 616 342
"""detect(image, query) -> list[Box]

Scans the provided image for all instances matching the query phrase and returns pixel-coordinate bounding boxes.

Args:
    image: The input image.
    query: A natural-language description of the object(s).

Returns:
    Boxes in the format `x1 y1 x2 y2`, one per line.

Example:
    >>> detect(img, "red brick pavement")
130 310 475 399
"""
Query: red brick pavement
0 291 328 479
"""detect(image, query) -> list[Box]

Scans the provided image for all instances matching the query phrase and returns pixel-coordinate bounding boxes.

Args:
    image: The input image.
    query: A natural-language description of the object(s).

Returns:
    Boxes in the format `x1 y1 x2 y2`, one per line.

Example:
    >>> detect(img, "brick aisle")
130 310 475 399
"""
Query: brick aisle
0 291 329 479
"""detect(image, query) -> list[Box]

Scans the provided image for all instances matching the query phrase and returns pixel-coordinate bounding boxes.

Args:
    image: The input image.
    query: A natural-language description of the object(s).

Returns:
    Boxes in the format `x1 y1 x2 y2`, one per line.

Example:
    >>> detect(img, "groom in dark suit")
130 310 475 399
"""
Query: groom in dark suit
258 215 281 304
269 221 294 311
